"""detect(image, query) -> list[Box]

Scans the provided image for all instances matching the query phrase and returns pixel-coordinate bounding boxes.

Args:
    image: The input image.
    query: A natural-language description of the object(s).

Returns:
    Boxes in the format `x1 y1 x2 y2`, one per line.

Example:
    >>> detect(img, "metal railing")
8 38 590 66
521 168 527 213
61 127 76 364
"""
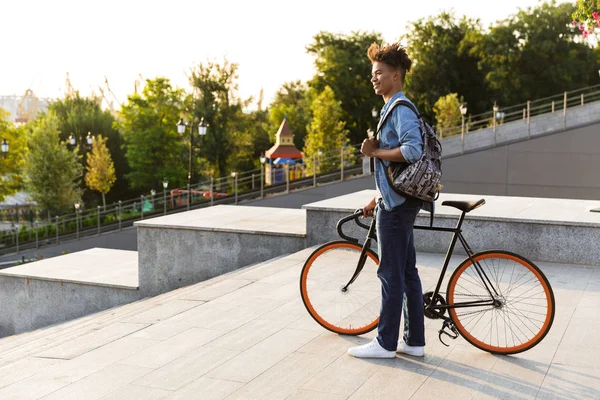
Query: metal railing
0 144 365 256
2 83 600 256
437 84 600 139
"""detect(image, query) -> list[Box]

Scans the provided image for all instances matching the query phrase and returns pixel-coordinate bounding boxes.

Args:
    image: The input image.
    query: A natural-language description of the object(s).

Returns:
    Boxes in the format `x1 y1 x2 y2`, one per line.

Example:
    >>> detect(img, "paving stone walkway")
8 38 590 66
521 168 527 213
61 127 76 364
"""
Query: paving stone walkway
0 248 598 399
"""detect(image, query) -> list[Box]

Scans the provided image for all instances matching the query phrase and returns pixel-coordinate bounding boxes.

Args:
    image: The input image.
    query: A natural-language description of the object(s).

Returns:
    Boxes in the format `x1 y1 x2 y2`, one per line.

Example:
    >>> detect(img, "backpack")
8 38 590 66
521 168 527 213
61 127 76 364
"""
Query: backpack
376 99 442 203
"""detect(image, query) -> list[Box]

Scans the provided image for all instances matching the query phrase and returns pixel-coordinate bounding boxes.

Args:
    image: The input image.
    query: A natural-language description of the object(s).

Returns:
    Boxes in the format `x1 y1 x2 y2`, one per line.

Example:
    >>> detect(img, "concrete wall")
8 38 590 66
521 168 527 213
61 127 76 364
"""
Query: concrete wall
0 276 140 337
305 208 600 267
137 227 306 297
442 121 600 200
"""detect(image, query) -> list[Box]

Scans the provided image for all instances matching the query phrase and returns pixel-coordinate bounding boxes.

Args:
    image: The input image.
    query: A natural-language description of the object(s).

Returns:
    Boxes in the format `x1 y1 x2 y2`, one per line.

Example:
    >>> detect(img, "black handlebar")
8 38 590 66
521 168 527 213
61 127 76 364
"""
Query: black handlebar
336 209 371 243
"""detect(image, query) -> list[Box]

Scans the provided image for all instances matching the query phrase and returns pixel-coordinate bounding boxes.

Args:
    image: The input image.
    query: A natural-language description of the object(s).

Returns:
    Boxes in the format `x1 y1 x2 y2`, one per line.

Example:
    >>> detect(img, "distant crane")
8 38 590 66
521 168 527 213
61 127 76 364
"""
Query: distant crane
134 73 145 94
65 72 75 97
15 89 39 125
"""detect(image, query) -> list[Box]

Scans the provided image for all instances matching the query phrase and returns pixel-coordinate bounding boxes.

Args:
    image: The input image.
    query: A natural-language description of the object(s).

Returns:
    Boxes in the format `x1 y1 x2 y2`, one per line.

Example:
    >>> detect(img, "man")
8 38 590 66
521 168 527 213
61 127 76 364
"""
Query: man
347 42 425 358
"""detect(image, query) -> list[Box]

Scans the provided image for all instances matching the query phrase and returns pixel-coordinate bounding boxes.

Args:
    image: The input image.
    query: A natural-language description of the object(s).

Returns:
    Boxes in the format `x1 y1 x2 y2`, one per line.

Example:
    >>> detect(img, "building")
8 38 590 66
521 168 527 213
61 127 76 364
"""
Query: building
264 117 303 185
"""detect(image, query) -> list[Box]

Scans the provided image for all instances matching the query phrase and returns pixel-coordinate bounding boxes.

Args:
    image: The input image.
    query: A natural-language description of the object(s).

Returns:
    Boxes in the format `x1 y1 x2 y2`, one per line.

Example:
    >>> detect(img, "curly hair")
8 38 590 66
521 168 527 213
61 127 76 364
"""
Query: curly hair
367 42 412 82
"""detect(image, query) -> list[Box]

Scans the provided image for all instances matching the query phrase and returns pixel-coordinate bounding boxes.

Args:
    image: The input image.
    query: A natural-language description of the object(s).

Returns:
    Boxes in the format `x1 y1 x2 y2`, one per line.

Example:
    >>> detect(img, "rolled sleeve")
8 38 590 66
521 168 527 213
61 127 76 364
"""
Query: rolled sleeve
399 126 423 163
394 107 423 163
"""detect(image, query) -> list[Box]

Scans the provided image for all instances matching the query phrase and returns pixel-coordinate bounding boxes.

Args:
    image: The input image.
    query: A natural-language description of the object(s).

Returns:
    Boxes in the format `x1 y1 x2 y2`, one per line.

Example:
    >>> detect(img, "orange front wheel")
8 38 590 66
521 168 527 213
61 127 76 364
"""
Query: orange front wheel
447 250 555 355
300 241 380 335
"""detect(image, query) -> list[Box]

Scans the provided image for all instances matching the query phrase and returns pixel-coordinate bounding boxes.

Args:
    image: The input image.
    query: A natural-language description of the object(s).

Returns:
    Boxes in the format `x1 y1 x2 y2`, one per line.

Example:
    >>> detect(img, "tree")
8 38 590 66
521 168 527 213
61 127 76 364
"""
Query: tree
402 12 488 119
303 86 351 174
307 31 383 145
189 60 249 180
48 93 128 203
24 112 82 216
468 1 598 107
266 81 311 149
0 108 27 202
85 135 116 209
118 78 186 190
433 93 462 137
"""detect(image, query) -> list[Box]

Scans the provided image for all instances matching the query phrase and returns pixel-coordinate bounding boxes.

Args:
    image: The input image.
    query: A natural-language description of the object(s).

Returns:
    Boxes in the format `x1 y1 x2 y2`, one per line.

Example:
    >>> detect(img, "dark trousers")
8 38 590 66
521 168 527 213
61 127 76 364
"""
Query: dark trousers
375 198 425 351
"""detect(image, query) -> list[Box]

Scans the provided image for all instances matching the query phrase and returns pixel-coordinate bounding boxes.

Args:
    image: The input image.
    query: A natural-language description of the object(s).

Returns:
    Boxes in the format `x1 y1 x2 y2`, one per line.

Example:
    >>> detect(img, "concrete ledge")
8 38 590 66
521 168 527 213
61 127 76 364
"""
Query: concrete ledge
135 205 307 297
0 248 140 337
303 190 600 266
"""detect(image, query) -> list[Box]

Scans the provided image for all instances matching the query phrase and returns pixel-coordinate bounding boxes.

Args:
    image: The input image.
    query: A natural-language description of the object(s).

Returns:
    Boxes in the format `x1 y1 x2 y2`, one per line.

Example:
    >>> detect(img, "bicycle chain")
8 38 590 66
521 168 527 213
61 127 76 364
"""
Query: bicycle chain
438 292 496 317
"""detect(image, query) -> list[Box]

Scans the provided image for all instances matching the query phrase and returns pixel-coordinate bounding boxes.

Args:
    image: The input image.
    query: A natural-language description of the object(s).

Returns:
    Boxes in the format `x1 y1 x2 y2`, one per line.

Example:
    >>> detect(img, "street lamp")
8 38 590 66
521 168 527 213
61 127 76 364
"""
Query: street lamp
371 106 379 132
1 138 8 156
86 132 93 146
231 171 238 204
459 103 467 153
150 189 156 210
68 134 76 147
371 106 379 119
177 117 208 188
74 201 81 240
162 178 168 215
259 154 266 199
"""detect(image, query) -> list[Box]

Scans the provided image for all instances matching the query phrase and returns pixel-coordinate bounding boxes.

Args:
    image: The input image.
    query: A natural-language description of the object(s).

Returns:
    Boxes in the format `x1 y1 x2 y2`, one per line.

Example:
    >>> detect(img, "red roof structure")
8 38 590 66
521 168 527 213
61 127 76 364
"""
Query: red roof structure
265 118 303 160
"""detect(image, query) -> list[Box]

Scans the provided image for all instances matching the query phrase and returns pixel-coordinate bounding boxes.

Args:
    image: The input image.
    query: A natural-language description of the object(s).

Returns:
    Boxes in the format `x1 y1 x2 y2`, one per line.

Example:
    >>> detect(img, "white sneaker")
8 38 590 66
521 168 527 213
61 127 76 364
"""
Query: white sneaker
396 340 425 357
348 338 396 358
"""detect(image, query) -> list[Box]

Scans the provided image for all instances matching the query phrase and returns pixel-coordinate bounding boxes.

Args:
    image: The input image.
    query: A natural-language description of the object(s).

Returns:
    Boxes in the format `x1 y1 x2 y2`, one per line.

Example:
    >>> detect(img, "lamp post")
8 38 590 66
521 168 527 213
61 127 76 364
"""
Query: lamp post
74 201 81 240
150 189 156 211
1 138 8 157
162 178 168 215
231 171 238 204
259 154 266 199
371 106 379 135
459 103 467 153
177 117 208 188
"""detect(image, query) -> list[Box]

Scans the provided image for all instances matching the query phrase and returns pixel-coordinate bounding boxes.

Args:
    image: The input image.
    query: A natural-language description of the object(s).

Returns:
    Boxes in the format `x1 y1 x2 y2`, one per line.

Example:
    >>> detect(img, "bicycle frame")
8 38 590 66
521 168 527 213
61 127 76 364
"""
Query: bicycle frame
414 212 501 319
338 209 502 322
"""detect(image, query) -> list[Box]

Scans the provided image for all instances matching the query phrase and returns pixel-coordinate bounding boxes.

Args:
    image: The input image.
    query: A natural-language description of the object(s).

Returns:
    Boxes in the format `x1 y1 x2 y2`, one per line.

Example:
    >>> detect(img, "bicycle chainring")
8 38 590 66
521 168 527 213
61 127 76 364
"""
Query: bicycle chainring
423 291 447 319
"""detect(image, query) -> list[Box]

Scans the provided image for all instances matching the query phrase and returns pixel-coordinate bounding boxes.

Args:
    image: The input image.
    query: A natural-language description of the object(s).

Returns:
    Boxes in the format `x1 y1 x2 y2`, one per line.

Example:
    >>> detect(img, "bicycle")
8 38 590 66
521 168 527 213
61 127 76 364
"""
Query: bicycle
299 199 555 355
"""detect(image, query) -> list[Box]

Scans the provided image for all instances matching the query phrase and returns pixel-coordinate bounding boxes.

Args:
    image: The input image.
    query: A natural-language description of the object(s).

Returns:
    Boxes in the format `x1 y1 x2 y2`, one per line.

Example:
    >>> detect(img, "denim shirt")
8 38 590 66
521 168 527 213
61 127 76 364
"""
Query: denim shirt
374 92 424 211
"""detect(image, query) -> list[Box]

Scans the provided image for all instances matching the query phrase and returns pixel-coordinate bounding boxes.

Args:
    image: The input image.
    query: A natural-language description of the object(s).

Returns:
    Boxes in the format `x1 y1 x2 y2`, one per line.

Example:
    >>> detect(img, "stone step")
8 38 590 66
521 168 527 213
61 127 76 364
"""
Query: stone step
0 254 292 365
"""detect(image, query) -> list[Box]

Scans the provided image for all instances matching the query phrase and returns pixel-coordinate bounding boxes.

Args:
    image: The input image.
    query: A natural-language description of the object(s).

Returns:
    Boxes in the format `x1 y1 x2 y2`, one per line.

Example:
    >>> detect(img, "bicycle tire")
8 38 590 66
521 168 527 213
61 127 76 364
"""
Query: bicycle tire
300 241 380 335
447 250 555 355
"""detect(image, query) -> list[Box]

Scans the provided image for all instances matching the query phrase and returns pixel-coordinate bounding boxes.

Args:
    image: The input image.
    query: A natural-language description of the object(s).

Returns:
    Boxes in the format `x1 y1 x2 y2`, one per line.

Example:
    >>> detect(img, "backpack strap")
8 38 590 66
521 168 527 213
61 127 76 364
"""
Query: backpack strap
376 99 421 135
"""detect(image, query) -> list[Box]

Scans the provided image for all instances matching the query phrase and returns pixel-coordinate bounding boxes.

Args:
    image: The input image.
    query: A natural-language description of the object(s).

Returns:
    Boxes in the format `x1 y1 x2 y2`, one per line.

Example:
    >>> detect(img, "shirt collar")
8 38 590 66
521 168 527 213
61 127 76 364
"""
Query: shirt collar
380 91 405 116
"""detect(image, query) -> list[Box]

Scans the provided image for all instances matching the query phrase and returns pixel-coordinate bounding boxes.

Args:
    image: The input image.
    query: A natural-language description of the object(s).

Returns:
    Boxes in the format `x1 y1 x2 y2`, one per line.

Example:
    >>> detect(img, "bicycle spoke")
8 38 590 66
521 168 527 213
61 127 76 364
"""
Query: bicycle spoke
447 251 554 354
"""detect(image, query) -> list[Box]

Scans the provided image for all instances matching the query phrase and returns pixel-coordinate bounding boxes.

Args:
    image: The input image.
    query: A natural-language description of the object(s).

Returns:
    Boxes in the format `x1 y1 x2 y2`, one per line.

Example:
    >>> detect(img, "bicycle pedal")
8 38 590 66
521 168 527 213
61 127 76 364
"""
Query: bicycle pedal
438 321 459 347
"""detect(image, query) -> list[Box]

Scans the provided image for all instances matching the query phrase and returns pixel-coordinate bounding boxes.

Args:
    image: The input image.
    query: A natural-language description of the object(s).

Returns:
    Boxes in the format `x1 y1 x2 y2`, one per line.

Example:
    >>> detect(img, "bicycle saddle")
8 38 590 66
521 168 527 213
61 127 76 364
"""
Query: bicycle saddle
441 199 485 213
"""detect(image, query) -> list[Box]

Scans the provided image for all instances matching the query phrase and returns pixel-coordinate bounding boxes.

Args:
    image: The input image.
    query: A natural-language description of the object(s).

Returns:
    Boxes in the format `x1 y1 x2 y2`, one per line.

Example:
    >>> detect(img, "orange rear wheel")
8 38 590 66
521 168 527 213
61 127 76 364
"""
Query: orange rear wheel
300 241 380 335
447 250 554 354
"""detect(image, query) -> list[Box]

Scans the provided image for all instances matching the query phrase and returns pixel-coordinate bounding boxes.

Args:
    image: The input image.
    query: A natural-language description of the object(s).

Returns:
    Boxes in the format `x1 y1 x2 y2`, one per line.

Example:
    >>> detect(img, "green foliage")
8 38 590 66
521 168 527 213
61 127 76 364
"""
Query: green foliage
572 0 600 36
24 112 83 216
266 81 311 148
85 135 116 208
48 93 127 203
467 1 597 106
303 87 351 174
228 109 271 175
118 78 186 190
433 94 462 137
0 109 27 201
403 12 488 119
189 59 249 180
307 31 383 145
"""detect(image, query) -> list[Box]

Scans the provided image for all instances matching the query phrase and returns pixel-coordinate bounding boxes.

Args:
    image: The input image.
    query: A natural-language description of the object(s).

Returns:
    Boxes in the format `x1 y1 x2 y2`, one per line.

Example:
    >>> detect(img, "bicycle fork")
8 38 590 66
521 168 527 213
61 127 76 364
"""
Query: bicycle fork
342 218 377 292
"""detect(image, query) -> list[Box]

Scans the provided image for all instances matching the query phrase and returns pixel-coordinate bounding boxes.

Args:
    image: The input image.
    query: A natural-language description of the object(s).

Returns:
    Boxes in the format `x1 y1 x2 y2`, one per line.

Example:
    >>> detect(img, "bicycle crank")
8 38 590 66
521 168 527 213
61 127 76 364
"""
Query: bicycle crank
438 320 459 347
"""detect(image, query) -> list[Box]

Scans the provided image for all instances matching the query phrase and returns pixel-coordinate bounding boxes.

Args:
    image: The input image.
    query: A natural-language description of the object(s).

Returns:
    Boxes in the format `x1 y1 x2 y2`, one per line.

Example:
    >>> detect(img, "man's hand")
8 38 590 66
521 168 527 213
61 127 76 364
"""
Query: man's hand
362 197 376 218
361 138 379 157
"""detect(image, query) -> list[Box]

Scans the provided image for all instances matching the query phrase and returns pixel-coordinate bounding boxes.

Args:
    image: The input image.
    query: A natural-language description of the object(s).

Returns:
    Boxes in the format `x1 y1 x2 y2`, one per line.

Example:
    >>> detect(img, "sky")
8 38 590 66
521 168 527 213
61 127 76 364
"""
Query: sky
1 0 572 110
